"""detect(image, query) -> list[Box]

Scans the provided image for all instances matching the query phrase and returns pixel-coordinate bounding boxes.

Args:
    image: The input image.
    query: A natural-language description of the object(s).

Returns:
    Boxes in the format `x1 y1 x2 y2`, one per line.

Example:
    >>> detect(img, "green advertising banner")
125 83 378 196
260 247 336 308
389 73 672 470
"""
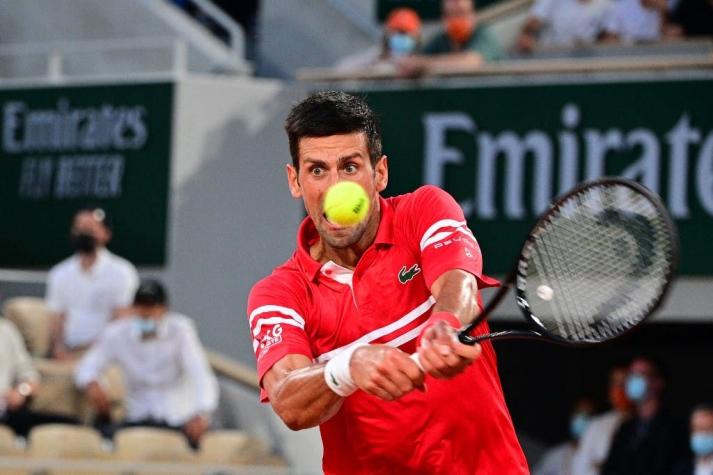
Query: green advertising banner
377 0 501 21
361 79 713 275
0 82 173 267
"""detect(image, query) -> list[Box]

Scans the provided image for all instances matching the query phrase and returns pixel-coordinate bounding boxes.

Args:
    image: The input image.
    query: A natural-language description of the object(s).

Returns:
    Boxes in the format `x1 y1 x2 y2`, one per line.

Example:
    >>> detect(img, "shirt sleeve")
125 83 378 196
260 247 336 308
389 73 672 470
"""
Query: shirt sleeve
115 263 139 308
45 267 64 314
74 331 114 388
404 185 500 291
177 318 219 415
6 321 40 384
530 0 554 21
247 278 313 402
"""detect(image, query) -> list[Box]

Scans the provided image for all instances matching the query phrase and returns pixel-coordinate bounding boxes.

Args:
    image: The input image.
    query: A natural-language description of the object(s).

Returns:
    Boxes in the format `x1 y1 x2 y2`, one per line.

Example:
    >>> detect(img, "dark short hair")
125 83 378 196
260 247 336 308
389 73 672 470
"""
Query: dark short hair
134 279 168 306
692 403 713 414
284 91 382 169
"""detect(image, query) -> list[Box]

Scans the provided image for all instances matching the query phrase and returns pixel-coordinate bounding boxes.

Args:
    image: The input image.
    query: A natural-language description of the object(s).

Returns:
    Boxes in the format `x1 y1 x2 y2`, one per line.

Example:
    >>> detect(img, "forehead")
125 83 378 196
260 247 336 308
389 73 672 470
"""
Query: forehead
444 0 473 13
73 211 101 227
692 410 713 427
630 359 657 376
297 132 369 163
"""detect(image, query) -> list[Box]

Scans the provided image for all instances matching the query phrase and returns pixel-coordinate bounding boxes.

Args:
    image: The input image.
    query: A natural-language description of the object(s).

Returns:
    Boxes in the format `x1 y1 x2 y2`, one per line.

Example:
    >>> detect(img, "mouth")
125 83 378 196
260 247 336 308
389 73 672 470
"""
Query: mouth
322 213 352 232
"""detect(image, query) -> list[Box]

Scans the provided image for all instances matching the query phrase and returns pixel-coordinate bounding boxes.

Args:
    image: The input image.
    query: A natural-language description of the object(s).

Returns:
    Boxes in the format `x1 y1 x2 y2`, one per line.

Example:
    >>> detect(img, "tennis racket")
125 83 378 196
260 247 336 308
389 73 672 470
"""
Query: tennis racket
426 177 678 348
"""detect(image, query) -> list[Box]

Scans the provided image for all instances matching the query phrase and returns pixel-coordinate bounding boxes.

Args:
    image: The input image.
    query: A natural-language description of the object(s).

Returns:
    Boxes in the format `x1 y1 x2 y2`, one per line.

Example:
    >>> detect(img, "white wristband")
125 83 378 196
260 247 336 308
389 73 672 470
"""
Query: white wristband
324 343 368 397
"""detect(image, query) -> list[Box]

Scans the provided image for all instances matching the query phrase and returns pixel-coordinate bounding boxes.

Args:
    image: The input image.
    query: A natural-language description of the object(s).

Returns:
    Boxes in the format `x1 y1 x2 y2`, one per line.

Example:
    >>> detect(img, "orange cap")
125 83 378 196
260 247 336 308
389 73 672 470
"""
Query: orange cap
386 8 422 34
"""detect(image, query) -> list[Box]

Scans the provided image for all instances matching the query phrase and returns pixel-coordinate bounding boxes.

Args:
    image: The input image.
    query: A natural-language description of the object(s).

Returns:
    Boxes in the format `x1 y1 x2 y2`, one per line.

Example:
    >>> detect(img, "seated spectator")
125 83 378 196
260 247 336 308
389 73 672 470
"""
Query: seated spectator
336 8 422 72
601 0 673 43
74 280 218 447
47 207 138 360
673 404 713 475
516 0 612 54
0 318 74 436
602 356 686 475
669 0 713 37
534 397 595 475
397 0 504 77
573 364 633 475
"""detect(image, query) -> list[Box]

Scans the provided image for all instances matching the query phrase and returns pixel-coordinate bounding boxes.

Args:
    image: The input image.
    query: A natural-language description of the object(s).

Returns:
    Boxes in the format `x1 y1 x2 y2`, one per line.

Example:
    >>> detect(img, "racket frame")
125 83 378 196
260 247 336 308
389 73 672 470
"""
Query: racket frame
458 177 679 346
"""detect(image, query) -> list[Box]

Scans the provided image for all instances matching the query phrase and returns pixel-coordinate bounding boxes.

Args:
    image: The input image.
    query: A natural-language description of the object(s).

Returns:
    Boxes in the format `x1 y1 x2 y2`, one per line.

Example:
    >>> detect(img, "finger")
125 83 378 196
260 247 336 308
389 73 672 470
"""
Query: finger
418 346 448 379
451 342 482 361
369 373 405 400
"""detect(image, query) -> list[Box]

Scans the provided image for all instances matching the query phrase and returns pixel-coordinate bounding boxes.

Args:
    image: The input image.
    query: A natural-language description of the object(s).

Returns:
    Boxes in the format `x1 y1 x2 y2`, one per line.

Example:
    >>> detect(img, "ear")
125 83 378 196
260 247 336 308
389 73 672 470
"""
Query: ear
375 155 389 193
286 164 302 199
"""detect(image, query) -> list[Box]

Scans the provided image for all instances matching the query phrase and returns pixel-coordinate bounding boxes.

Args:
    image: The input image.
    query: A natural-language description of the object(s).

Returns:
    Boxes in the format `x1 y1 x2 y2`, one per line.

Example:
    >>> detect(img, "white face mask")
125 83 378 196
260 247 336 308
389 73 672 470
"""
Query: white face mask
134 317 158 336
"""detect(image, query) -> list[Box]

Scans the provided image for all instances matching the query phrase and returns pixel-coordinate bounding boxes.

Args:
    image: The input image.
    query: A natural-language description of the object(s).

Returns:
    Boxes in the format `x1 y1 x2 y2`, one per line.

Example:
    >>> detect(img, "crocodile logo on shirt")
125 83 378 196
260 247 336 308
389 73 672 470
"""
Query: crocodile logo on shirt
398 264 421 284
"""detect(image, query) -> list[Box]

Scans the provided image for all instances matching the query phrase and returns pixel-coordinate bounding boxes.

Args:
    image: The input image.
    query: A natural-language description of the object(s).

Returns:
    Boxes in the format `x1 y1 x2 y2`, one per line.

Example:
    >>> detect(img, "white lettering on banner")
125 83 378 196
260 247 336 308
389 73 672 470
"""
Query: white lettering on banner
2 99 148 154
17 155 125 200
423 103 713 220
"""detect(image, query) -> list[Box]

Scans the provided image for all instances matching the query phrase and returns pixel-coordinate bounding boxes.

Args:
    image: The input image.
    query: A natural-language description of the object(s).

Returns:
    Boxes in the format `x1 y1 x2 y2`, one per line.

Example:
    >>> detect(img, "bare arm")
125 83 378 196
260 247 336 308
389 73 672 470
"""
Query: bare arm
417 269 483 378
264 348 424 430
262 354 343 431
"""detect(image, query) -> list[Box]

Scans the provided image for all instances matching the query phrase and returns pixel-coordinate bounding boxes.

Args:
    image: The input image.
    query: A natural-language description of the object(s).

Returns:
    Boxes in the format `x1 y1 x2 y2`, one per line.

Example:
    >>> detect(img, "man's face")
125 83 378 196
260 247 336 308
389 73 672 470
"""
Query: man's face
443 0 475 19
629 358 662 397
134 304 167 320
286 132 388 249
71 210 110 246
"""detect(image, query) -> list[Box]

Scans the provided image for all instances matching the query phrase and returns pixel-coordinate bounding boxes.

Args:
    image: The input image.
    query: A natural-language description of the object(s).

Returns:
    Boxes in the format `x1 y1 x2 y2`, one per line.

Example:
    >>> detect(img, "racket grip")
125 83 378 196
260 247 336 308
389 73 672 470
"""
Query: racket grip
458 332 479 345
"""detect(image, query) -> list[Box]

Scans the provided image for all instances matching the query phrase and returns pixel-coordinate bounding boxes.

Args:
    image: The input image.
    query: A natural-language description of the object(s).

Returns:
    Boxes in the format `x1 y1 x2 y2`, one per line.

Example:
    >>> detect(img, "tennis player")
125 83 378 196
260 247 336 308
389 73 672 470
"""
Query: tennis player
247 91 527 474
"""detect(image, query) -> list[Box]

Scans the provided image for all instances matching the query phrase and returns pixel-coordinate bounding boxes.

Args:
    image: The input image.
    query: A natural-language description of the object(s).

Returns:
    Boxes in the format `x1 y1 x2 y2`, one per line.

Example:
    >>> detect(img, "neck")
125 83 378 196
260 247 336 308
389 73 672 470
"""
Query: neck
78 249 100 270
699 453 713 464
312 206 381 269
636 397 660 420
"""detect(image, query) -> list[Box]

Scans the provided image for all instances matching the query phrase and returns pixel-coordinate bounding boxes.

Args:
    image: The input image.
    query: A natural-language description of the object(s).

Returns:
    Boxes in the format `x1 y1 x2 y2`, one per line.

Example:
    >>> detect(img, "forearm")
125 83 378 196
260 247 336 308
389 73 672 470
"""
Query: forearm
269 362 344 430
50 313 66 351
431 269 480 325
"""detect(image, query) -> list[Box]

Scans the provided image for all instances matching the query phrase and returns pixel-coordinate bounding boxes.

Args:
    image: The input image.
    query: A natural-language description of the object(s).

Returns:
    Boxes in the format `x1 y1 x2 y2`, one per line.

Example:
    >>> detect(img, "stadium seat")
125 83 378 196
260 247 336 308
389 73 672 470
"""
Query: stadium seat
0 424 23 457
2 297 51 357
114 427 196 463
28 424 107 459
199 430 273 465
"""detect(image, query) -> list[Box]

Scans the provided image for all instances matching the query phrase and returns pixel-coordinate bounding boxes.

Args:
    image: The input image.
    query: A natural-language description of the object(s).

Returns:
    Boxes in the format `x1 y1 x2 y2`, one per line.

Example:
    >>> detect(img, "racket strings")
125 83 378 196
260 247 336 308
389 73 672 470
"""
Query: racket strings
523 184 674 343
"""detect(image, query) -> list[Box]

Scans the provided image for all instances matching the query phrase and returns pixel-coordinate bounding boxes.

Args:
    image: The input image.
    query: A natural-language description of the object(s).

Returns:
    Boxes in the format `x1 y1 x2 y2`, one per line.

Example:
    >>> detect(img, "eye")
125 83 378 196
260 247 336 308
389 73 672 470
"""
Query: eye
310 166 324 177
344 163 358 174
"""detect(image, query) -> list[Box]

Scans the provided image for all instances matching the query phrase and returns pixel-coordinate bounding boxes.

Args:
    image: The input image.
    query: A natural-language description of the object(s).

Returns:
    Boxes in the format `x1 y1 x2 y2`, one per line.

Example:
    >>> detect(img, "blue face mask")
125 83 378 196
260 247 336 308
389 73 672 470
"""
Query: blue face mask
388 33 416 57
134 318 158 336
691 432 713 457
625 374 648 402
570 413 591 439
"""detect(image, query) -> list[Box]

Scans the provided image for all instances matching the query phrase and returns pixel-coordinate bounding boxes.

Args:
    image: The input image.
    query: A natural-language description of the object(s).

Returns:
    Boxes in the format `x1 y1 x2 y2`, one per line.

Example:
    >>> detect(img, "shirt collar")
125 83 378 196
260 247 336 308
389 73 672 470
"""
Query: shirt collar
295 196 394 281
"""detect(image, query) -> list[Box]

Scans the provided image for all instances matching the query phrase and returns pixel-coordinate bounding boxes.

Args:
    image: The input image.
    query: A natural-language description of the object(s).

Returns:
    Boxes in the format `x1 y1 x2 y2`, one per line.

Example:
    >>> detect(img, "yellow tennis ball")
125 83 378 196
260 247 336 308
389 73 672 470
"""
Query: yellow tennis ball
323 181 370 226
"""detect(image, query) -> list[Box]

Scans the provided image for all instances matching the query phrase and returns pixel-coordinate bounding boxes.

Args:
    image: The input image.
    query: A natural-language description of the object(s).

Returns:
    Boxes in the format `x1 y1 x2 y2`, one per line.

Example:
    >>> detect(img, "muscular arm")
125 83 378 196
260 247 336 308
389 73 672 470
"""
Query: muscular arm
430 269 480 325
263 348 425 430
262 354 343 431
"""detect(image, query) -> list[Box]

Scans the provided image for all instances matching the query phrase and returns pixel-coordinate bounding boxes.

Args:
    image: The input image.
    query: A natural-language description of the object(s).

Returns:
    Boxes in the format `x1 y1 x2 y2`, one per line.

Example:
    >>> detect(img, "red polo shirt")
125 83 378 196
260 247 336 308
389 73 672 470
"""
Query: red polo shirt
247 185 528 475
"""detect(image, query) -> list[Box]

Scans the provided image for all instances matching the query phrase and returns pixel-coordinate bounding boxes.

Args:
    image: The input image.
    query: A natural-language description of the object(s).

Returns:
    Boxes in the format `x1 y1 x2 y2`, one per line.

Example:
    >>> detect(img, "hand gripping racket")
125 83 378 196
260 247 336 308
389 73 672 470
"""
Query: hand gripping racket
425 177 678 348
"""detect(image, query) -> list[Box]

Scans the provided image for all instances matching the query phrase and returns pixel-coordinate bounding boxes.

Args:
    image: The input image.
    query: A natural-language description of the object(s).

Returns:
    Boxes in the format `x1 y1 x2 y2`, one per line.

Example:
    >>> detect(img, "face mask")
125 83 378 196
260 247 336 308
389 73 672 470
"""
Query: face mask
691 432 713 457
388 33 416 57
445 16 475 45
570 413 591 439
134 318 158 336
625 374 648 402
70 232 97 254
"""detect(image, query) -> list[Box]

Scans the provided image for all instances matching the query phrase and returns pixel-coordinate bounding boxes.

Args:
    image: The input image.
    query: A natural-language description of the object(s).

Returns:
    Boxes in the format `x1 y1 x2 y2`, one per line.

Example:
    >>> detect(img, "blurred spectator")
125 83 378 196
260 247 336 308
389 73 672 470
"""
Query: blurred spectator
533 397 595 475
573 365 633 475
602 356 686 475
397 0 504 77
0 319 74 436
336 8 422 72
46 208 138 361
669 0 713 37
601 0 673 43
516 0 612 54
673 404 713 475
74 280 218 447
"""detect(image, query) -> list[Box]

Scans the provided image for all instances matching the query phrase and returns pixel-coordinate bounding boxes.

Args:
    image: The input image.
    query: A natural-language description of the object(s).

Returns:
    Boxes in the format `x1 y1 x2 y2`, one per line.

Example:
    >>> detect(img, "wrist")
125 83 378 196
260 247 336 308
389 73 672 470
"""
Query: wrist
324 343 368 397
417 311 461 346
